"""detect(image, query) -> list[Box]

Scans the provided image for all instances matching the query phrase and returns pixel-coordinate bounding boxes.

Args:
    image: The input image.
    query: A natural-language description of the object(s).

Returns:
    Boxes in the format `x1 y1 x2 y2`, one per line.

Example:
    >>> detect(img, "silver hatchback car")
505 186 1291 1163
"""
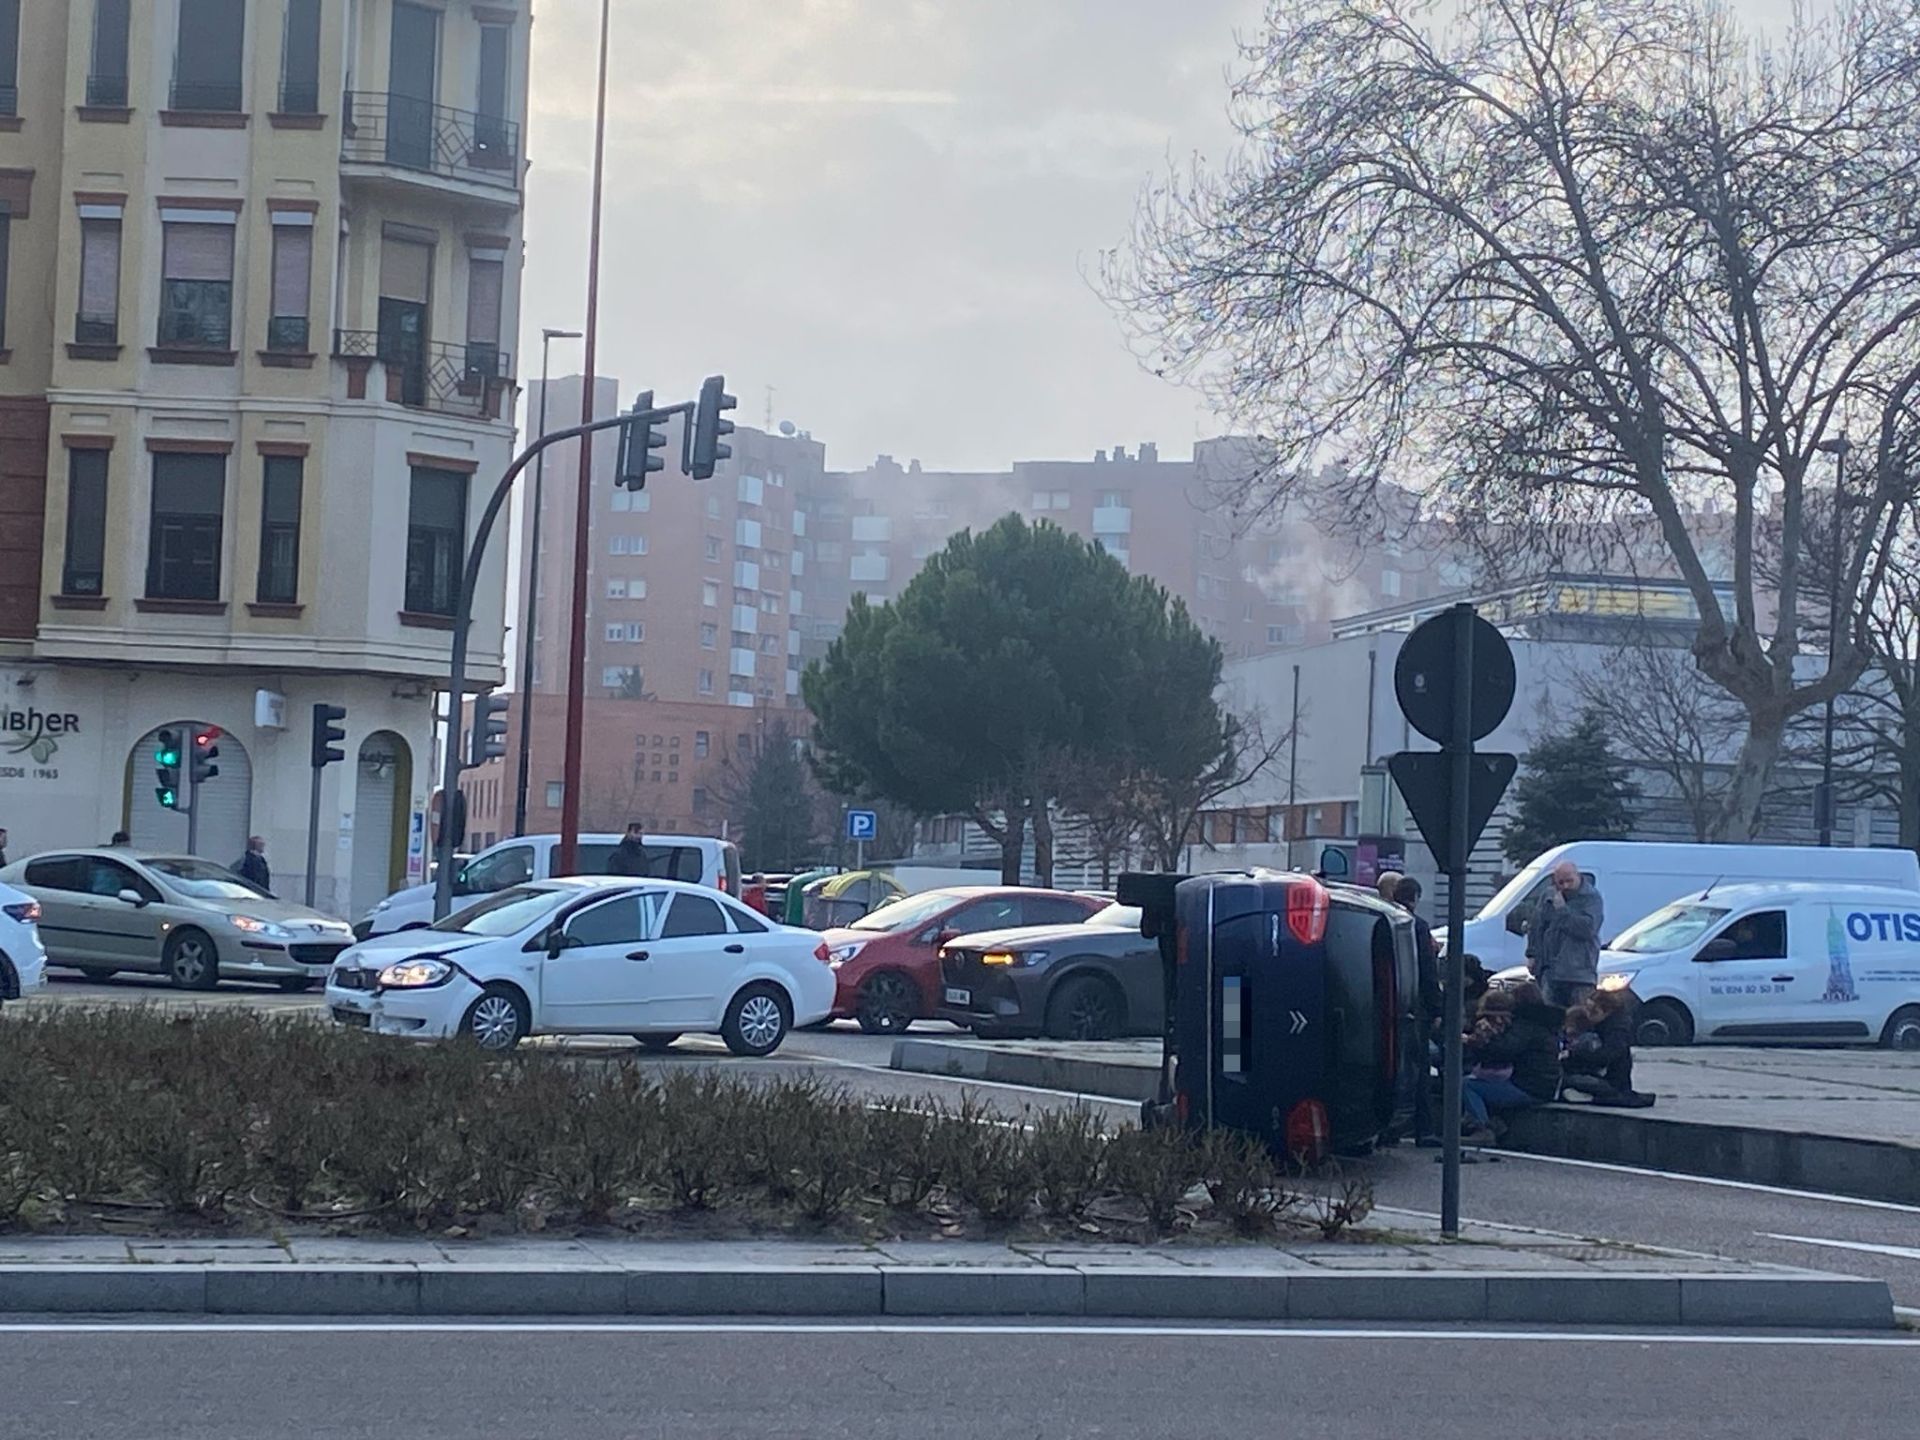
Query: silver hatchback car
0 849 356 991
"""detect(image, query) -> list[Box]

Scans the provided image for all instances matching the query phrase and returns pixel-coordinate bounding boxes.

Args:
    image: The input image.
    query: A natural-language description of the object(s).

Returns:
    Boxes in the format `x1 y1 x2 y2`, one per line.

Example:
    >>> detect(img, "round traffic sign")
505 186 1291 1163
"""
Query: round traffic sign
1394 607 1516 745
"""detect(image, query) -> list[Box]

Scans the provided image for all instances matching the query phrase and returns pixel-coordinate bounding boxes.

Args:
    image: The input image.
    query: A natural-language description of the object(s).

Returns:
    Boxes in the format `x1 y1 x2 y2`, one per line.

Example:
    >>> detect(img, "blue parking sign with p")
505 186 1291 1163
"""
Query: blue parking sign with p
847 809 878 841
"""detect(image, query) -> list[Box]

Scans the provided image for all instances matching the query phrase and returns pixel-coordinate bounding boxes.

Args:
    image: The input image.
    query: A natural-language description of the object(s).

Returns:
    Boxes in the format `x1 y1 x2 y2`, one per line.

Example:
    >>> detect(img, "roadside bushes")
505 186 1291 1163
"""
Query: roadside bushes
0 1007 1359 1241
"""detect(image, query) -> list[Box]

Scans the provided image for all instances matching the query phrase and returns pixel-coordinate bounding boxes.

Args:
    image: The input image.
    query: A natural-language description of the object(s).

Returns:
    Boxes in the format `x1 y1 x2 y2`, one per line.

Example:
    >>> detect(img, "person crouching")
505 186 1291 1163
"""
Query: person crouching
1461 981 1564 1143
1560 988 1656 1108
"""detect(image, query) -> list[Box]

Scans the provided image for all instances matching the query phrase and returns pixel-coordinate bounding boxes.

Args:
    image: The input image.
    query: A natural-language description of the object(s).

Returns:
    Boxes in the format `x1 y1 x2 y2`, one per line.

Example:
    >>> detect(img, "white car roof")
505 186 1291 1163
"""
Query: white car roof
1663 881 1920 907
536 875 730 897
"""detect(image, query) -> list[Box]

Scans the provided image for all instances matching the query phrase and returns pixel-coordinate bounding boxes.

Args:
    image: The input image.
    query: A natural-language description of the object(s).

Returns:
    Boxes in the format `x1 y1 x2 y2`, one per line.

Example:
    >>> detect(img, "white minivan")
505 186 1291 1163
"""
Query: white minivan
357 833 741 938
1447 841 1920 974
1596 882 1920 1049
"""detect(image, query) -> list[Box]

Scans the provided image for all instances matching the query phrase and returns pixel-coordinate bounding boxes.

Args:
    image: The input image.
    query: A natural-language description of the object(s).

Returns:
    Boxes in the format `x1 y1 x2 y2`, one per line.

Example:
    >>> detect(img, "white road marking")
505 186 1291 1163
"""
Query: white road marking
1760 1234 1920 1263
1490 1150 1920 1215
0 1321 1912 1346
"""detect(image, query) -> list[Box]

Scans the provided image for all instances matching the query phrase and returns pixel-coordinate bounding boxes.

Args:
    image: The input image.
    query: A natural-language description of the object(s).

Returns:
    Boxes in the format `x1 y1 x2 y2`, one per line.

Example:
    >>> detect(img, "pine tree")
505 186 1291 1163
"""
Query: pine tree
1502 708 1640 864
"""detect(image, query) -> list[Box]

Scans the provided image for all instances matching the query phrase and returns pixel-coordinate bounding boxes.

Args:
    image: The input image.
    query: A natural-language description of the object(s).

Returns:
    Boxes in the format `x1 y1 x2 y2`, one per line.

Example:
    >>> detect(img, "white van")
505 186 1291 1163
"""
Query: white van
357 833 741 938
1596 882 1920 1049
1445 841 1920 974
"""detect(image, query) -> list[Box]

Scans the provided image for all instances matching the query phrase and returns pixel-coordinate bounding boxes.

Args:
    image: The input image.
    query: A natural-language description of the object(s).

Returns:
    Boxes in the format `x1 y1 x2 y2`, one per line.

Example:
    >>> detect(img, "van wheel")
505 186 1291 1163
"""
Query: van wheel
1880 1005 1920 1051
855 972 917 1034
722 984 790 1057
1635 998 1693 1047
1046 975 1124 1042
165 930 219 991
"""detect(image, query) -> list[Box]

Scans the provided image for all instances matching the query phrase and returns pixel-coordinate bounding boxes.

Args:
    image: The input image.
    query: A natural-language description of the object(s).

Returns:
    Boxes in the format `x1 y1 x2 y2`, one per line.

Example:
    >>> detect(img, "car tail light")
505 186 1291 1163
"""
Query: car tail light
1285 878 1329 946
1286 1098 1330 1164
4 901 40 923
813 941 832 967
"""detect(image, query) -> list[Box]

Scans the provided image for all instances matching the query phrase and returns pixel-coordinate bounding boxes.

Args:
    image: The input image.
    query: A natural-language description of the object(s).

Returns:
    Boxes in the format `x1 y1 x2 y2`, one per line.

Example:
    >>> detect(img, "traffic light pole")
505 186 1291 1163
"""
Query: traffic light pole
305 763 323 907
186 763 200 856
431 406 687 922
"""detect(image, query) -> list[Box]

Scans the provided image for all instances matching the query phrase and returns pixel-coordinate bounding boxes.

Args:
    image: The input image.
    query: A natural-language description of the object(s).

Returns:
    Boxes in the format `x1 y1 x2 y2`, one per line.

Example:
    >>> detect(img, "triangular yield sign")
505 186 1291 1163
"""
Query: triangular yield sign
1386 751 1518 872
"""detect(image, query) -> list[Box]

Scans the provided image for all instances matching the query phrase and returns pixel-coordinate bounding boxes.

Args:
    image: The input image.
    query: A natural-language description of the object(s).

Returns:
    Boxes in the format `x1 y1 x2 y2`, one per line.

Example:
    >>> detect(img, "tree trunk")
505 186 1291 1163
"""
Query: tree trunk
1714 711 1787 840
1032 803 1055 888
1900 711 1920 852
998 808 1027 884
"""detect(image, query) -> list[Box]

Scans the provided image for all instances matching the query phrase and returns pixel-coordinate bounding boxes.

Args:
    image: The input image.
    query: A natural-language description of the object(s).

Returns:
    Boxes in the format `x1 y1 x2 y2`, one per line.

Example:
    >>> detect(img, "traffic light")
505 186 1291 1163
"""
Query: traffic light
468 691 510 767
311 703 347 769
191 727 221 785
617 390 666 491
154 728 182 810
689 374 735 480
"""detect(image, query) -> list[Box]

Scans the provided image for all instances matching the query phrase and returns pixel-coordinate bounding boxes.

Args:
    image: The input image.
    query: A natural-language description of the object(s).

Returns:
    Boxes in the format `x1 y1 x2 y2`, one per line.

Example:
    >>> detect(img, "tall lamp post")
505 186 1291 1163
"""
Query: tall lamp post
1816 432 1852 847
557 0 613 878
512 326 582 837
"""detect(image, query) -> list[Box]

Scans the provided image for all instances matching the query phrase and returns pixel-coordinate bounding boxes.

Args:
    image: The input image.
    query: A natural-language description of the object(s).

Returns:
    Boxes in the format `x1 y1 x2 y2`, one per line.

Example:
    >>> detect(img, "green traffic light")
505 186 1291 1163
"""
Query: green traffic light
157 787 178 809
156 745 179 766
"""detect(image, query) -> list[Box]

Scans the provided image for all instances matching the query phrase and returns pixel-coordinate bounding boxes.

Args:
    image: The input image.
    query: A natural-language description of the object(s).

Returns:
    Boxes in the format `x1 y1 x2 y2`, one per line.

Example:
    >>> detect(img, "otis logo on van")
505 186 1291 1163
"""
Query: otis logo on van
2 707 79 764
1843 911 1920 942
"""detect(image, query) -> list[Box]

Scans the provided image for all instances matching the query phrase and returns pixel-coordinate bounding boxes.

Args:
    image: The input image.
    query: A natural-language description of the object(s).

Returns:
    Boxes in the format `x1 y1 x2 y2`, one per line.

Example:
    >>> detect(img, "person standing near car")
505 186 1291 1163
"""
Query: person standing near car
1393 875 1445 1147
234 836 272 894
606 821 654 877
1527 860 1603 1008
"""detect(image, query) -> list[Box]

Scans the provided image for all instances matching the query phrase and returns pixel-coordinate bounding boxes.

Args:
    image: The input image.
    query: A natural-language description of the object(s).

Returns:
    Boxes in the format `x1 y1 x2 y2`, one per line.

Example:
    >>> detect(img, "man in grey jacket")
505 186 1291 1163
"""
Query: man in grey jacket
1526 860 1603 1007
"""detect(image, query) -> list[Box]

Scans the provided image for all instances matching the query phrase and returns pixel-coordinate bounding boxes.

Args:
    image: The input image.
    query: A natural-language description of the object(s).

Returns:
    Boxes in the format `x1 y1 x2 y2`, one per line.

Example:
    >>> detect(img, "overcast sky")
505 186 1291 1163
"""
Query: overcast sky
518 0 1265 471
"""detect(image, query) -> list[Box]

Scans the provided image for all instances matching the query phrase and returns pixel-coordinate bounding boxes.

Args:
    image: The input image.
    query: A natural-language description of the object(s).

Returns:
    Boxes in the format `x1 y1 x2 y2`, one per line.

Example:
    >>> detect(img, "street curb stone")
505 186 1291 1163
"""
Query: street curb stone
0 1264 1893 1327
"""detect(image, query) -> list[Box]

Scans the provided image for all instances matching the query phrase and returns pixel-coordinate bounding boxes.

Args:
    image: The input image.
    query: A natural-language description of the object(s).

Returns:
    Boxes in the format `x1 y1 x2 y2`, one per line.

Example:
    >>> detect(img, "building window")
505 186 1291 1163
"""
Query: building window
702 582 719 607
465 250 504 379
0 0 17 117
267 212 313 352
256 455 302 605
173 0 246 111
76 208 122 345
159 213 236 348
62 450 109 596
88 0 131 107
280 0 321 113
476 22 512 151
700 622 717 649
405 467 468 615
1380 568 1403 598
704 537 722 561
694 730 710 758
545 781 564 807
697 669 715 696
0 212 12 350
601 668 626 688
611 487 651 512
146 452 225 602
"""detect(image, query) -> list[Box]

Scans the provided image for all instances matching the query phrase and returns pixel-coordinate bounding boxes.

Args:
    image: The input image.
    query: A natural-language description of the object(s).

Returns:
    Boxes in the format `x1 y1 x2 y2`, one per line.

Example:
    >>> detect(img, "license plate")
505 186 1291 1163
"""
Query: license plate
333 1008 371 1028
944 987 971 1006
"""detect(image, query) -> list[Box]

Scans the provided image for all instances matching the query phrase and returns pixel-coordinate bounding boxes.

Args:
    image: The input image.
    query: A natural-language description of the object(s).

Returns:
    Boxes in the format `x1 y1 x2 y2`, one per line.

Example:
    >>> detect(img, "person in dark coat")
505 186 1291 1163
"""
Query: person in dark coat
606 822 655 877
234 836 271 893
1561 988 1656 1107
1461 980 1564 1140
1393 876 1444 1145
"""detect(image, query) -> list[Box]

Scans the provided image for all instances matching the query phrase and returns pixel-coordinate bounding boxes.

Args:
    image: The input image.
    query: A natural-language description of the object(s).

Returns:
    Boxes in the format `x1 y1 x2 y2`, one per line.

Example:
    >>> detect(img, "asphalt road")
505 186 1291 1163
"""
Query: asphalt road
2 1321 1915 1440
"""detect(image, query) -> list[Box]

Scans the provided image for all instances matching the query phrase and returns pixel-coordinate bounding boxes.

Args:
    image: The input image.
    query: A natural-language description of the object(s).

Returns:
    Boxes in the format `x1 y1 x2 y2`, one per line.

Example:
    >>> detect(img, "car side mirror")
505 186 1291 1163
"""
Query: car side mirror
117 888 148 908
1504 911 1530 936
1695 937 1739 963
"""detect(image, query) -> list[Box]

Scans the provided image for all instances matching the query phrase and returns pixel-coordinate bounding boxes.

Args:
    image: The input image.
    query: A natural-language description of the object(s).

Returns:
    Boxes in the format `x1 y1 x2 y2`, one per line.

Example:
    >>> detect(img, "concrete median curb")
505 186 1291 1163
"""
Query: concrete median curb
890 1039 1920 1206
0 1263 1894 1327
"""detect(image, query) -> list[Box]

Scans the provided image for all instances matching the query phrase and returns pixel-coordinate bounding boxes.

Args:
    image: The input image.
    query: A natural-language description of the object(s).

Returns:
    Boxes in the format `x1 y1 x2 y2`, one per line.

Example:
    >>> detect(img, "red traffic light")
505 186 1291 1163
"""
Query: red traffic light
194 727 221 747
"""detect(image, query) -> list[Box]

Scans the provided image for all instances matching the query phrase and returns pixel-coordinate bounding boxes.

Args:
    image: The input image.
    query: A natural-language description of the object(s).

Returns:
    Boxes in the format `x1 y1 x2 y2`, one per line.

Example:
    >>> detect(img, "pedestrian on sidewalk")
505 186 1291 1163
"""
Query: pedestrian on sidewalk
1461 981 1564 1142
1526 860 1603 1008
606 821 654 877
235 836 272 894
1393 875 1444 1146
1375 869 1404 904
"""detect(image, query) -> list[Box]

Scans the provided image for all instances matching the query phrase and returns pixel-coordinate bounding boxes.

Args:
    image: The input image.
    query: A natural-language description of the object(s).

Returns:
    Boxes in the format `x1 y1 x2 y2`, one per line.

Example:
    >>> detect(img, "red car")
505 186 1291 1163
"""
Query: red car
823 886 1105 1033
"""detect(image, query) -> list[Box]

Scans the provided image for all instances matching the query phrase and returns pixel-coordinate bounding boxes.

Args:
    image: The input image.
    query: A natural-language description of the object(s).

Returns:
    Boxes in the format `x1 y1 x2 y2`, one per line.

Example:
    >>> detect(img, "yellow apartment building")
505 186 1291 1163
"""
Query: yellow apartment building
0 0 526 915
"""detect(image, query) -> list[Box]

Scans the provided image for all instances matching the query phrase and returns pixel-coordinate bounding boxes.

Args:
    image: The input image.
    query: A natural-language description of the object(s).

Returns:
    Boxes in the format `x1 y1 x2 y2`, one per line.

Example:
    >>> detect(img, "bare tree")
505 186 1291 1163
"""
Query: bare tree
1107 0 1920 837
1130 713 1291 873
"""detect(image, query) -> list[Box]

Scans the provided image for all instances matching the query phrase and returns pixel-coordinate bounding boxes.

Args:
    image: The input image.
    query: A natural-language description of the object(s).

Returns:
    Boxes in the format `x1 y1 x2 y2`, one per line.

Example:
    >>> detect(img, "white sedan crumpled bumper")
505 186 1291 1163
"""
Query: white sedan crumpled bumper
325 971 482 1039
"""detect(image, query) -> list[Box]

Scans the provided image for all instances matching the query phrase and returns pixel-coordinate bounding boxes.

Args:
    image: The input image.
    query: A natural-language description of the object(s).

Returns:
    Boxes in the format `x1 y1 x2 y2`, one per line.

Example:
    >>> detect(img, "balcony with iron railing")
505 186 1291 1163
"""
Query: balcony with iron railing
340 91 520 195
170 79 244 113
84 73 128 108
333 329 514 421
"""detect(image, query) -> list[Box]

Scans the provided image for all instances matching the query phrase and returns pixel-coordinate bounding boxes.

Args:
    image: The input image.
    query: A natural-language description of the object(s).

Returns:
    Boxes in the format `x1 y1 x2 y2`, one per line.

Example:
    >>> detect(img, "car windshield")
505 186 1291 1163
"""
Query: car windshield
1609 901 1729 955
850 889 969 932
430 886 567 936
144 857 268 901
1087 903 1142 930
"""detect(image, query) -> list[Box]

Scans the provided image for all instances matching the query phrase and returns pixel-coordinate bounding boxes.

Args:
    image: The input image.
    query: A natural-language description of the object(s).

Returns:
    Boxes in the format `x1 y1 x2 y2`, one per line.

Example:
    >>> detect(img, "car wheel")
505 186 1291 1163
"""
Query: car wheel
1880 1004 1920 1051
462 984 529 1052
1045 974 1124 1042
722 984 791 1057
855 971 917 1035
1634 998 1693 1048
164 930 219 991
634 1033 682 1052
79 967 117 983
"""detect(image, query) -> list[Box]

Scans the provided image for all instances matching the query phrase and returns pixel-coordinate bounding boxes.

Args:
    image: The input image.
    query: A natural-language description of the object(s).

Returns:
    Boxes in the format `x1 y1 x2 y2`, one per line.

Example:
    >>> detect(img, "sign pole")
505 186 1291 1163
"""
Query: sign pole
304 763 323 908
1440 604 1474 1238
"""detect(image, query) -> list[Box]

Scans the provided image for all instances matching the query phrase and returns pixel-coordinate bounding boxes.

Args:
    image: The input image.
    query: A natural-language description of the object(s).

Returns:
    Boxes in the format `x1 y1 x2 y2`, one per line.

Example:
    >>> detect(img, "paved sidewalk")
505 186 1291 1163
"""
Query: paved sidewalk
0 1212 1894 1326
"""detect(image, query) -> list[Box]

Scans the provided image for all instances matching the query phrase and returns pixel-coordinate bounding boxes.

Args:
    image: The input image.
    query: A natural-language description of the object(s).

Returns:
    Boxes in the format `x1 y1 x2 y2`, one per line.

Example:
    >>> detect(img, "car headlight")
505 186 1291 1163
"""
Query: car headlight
377 958 454 989
230 915 293 940
1597 971 1638 992
982 949 1046 967
827 941 866 967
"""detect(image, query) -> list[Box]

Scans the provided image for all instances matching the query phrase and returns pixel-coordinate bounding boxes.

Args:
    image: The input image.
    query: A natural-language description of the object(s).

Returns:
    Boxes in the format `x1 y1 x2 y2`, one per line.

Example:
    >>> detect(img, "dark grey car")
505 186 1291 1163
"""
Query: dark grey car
936 902 1161 1041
